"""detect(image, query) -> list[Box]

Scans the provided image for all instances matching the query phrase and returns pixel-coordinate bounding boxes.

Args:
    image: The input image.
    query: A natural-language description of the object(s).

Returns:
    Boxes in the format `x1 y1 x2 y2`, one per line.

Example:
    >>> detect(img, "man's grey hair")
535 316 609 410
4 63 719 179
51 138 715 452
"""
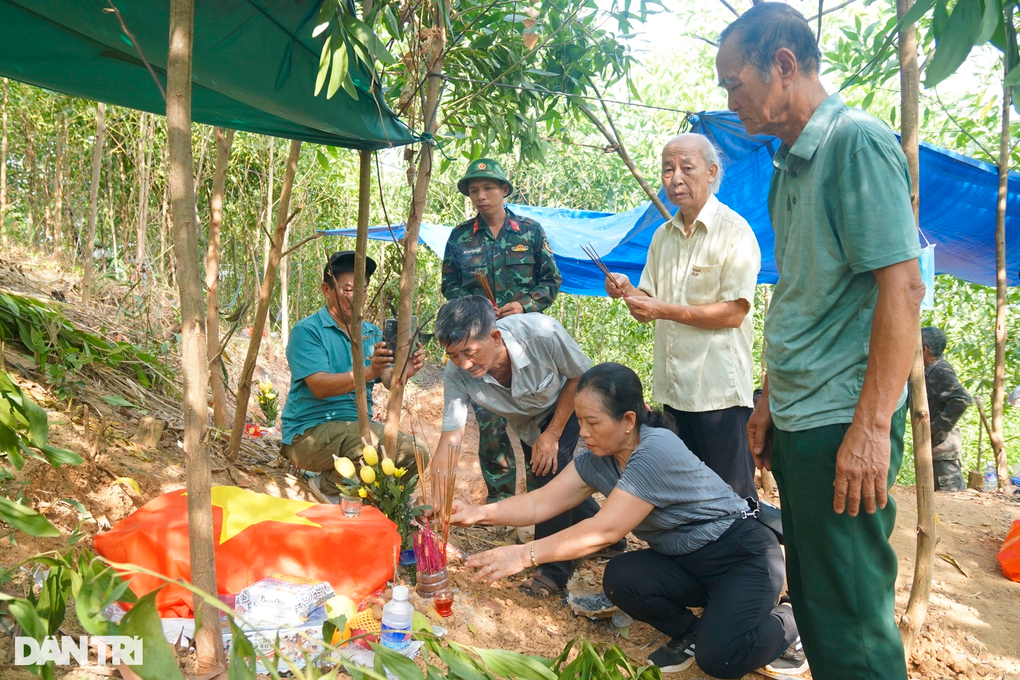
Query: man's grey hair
718 2 821 84
435 296 497 347
663 134 725 194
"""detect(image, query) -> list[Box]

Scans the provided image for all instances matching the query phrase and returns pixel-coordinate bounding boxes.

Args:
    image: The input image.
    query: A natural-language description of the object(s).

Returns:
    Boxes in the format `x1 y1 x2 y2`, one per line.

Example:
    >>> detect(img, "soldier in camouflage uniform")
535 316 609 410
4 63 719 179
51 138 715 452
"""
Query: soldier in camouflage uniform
922 326 972 492
441 158 562 501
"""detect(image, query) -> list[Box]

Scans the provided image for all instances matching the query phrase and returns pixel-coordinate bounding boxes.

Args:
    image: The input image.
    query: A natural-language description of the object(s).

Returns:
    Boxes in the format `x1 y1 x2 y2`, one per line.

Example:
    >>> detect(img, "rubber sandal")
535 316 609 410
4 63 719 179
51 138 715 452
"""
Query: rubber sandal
519 572 563 599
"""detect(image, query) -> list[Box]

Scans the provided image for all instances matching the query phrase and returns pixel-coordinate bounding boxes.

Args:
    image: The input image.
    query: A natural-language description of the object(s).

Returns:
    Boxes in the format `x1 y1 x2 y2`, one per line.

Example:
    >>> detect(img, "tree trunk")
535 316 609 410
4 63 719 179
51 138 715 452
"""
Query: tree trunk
280 219 291 346
381 26 446 458
136 113 153 279
0 78 7 248
349 150 374 444
167 0 225 668
227 140 301 461
992 47 1012 489
53 115 65 256
82 102 106 307
896 0 936 656
263 137 275 278
207 127 235 431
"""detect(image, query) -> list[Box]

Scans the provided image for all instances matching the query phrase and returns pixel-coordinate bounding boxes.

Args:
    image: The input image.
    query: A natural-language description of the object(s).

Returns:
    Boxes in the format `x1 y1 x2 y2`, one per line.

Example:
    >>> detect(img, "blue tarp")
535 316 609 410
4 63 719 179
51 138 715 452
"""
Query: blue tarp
322 110 1020 296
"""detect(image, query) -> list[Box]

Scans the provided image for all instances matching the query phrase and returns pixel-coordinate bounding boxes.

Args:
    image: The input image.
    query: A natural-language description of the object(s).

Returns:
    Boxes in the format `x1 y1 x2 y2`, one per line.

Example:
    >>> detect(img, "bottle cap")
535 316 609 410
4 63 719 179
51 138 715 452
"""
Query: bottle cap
392 585 409 600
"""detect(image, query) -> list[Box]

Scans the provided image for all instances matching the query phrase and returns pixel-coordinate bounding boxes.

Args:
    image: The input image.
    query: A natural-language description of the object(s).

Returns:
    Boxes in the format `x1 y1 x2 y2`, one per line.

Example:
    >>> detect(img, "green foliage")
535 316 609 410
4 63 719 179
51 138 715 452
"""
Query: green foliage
0 290 173 400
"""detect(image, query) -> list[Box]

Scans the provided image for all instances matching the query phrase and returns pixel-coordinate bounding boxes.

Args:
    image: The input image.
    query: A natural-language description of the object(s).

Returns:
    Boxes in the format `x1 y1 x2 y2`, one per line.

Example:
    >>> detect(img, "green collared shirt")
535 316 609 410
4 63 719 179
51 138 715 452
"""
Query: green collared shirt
441 208 561 312
281 307 382 444
765 94 921 432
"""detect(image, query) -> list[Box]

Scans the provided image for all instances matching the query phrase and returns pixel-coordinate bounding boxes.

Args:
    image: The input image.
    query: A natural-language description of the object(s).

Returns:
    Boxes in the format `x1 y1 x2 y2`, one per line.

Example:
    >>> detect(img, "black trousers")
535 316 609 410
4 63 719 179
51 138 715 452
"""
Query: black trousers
664 405 758 501
603 519 796 679
520 412 616 588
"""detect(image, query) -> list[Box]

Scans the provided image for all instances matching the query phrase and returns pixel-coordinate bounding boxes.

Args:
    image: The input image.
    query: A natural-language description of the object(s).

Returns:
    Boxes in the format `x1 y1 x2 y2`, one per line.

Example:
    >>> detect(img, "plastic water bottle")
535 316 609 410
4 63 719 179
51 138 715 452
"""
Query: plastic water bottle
380 585 413 651
983 462 997 491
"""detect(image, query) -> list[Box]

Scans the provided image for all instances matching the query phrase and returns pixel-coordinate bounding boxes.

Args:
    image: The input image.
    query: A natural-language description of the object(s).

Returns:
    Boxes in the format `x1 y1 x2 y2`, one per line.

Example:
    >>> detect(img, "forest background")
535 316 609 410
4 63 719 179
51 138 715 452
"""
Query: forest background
1 0 1018 487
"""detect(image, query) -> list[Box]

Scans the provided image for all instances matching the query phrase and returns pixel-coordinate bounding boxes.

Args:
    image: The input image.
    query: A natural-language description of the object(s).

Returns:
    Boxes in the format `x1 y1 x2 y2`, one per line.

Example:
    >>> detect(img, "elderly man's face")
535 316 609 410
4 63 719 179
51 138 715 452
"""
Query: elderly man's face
444 330 501 378
661 140 717 213
716 37 785 136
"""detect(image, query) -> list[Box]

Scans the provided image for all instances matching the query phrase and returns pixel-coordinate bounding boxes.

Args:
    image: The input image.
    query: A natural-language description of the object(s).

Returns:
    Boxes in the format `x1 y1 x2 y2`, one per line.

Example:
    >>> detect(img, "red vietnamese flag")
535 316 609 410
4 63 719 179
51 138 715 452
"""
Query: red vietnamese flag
95 486 400 617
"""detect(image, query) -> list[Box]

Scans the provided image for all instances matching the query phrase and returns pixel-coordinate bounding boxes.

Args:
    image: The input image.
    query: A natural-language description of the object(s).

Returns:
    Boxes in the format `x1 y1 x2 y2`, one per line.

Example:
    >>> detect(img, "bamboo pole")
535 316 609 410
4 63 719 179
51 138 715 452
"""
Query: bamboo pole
53 115 65 255
381 21 446 457
227 139 301 461
136 113 153 278
349 150 374 444
896 0 936 656
82 102 106 307
206 127 235 430
992 33 1013 489
167 0 224 667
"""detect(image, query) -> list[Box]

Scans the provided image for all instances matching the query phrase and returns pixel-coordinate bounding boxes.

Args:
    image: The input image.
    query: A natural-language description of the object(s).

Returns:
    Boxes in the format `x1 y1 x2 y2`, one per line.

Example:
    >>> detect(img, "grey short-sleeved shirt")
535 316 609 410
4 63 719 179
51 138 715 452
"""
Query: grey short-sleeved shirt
573 425 748 555
441 313 592 445
765 94 920 431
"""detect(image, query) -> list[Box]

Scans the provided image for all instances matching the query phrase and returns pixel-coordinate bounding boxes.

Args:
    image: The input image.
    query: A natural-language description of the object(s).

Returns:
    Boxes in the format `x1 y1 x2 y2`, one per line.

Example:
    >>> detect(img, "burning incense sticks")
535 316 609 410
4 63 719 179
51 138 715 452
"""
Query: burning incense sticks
581 242 627 296
413 442 460 574
472 271 499 309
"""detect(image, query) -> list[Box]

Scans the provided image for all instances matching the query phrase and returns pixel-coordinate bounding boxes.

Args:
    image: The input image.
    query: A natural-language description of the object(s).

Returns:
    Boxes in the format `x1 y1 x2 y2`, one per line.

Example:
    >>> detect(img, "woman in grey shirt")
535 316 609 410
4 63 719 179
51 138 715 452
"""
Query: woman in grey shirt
450 363 804 677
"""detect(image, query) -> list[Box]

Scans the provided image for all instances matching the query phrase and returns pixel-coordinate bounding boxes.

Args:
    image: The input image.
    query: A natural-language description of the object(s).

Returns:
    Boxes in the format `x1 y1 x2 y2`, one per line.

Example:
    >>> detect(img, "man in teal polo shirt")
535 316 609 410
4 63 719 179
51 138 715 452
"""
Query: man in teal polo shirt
281 251 428 502
717 4 924 679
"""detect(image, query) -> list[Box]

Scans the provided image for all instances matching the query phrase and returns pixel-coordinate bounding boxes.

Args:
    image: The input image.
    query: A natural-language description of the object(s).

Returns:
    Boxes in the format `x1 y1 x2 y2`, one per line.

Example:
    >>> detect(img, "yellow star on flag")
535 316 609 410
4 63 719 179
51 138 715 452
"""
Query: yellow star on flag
208 486 321 544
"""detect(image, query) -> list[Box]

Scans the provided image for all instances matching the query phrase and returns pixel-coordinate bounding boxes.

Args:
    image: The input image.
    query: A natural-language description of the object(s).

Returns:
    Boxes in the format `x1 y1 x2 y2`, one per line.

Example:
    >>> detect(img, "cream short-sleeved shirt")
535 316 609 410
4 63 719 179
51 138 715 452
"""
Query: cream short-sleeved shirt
637 194 760 412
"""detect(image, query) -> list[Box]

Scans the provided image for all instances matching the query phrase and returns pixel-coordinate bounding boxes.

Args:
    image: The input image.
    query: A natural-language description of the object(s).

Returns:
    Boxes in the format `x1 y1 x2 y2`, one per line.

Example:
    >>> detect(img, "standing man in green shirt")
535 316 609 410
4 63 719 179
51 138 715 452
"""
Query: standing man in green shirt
717 4 924 679
442 159 563 502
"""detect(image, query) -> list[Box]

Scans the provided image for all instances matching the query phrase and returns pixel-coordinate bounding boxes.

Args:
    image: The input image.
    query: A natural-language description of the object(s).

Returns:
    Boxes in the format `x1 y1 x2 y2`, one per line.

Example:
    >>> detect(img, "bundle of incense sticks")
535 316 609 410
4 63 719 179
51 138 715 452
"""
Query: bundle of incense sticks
413 442 460 574
580 242 627 296
472 271 499 309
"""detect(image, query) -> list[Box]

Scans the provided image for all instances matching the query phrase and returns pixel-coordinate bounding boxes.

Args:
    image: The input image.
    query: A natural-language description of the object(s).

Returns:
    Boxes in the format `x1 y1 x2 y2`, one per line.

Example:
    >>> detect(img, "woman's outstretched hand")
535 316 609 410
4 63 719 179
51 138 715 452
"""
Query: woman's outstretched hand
465 545 530 586
449 499 485 527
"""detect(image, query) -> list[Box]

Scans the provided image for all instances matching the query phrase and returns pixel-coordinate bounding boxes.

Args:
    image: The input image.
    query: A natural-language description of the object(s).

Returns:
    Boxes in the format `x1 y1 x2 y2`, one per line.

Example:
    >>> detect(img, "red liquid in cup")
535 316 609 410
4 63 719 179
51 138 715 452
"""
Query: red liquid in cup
434 594 453 617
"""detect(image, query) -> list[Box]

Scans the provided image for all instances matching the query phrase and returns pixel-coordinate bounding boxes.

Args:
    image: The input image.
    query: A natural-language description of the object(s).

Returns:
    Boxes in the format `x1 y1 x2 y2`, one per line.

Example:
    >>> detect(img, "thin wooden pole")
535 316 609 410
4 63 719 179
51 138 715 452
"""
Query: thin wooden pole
381 21 446 457
758 284 775 497
896 0 936 655
167 0 224 667
207 127 235 430
83 102 106 306
992 32 1012 489
227 140 301 461
136 113 153 278
349 150 374 444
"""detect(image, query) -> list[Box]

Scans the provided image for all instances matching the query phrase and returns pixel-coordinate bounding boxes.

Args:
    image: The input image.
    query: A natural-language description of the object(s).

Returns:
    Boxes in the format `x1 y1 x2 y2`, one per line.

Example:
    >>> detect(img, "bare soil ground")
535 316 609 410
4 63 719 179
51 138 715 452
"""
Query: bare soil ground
0 250 1018 680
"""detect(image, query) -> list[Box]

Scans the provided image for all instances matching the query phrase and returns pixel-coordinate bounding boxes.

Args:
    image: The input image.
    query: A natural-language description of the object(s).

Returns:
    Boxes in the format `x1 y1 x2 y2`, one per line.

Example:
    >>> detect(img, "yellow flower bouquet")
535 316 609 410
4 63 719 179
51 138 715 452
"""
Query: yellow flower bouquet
332 445 425 549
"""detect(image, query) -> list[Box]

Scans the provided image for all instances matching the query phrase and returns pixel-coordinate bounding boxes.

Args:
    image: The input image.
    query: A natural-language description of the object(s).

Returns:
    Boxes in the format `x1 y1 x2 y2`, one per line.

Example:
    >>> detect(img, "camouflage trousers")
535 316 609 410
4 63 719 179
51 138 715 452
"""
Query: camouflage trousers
474 402 534 502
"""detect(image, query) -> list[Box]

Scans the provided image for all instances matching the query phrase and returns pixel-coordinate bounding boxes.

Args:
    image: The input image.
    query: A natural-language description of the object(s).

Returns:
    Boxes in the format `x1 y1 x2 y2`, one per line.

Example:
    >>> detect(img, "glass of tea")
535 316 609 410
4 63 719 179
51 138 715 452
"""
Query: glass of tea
433 588 454 617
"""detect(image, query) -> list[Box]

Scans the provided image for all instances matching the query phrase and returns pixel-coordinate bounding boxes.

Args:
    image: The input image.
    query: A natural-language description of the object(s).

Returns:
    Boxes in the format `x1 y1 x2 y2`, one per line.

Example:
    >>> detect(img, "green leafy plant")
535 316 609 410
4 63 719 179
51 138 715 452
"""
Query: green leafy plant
0 290 174 399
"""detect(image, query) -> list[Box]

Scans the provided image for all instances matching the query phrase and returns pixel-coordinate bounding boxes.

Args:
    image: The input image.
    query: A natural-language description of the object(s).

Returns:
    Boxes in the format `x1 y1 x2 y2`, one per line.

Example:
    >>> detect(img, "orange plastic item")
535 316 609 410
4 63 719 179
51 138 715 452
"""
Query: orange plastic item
999 519 1020 583
94 486 400 617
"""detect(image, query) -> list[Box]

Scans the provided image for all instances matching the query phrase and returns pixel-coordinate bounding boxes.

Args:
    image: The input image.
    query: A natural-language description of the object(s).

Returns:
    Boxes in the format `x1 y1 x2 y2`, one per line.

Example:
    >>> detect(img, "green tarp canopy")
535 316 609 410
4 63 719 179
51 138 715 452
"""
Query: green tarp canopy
0 0 417 150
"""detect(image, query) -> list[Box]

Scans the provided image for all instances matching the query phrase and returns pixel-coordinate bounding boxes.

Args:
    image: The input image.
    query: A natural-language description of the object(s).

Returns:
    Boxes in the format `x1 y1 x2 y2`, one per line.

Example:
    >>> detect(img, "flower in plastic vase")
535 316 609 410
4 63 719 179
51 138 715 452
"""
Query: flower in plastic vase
358 487 368 498
394 467 407 479
381 458 396 476
362 445 379 466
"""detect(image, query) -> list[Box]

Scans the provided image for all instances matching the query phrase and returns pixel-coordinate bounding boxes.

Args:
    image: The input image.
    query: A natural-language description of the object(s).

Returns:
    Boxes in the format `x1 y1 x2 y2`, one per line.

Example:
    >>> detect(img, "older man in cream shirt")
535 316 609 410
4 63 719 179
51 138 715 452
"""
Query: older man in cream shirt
606 134 761 500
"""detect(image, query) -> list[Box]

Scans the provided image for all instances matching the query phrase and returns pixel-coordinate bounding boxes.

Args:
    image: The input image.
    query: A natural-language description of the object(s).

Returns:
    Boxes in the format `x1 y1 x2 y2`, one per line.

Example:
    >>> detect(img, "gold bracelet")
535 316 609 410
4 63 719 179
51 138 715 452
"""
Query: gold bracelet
529 542 538 568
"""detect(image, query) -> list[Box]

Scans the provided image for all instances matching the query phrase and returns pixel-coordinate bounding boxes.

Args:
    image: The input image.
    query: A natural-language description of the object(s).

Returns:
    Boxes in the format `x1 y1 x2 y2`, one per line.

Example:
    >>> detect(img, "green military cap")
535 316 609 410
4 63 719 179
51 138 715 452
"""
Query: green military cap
457 158 513 196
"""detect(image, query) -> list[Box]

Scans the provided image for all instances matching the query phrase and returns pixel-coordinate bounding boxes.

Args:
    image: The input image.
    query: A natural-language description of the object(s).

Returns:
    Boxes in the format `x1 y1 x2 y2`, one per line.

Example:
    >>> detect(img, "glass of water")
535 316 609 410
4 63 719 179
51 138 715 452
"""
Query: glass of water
341 496 362 517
